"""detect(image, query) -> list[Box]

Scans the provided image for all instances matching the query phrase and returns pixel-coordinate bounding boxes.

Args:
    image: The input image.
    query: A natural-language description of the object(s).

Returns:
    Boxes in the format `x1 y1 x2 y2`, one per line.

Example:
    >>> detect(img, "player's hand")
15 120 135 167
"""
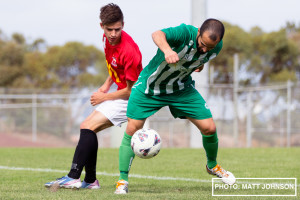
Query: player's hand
194 65 204 72
90 91 105 106
164 50 179 64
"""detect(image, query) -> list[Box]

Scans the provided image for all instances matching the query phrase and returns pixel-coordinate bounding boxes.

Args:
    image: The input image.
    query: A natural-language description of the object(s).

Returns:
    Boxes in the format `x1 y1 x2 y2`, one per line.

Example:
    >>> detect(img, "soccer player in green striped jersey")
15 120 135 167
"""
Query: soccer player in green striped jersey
115 19 236 194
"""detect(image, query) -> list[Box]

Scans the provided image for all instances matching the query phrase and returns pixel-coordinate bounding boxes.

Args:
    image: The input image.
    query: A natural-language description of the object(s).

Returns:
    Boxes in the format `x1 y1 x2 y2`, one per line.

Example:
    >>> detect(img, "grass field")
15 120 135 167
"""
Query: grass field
0 147 299 199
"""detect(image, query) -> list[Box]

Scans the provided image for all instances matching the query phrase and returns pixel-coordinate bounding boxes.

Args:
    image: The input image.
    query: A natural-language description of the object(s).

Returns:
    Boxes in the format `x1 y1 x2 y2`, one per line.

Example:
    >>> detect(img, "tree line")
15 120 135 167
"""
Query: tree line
0 31 108 90
0 21 300 90
210 21 300 85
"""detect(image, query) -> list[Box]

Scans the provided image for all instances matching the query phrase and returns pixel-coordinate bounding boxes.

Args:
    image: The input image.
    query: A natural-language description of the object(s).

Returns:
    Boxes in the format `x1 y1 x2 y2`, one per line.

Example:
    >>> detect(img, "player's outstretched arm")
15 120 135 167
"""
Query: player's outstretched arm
90 80 135 106
152 30 179 64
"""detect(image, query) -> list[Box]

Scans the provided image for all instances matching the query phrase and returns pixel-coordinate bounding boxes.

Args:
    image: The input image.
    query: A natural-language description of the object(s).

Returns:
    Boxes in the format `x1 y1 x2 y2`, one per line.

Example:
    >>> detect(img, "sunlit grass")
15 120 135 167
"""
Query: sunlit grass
0 147 299 199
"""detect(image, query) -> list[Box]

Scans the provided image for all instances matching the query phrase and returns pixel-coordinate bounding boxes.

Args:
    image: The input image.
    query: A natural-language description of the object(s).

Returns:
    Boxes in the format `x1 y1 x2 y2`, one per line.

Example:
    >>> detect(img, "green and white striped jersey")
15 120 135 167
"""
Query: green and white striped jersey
134 23 222 95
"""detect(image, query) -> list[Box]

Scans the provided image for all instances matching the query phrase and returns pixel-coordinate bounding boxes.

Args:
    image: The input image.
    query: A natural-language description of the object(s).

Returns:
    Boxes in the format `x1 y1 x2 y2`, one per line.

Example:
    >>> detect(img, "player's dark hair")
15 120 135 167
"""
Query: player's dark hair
200 18 225 41
100 3 124 25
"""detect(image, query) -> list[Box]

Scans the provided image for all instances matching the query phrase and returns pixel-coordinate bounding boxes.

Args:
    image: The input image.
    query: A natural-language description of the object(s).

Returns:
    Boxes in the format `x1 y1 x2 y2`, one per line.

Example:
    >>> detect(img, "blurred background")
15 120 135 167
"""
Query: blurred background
0 0 299 148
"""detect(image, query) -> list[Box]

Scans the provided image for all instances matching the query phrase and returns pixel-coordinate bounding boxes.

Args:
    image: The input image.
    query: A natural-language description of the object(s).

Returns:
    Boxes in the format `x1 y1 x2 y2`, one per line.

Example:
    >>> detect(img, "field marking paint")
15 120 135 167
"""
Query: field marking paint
0 165 210 183
1 165 300 188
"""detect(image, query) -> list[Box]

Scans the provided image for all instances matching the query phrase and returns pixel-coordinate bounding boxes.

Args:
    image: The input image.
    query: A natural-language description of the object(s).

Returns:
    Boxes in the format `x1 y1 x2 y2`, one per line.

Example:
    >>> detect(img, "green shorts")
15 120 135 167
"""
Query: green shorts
127 86 212 120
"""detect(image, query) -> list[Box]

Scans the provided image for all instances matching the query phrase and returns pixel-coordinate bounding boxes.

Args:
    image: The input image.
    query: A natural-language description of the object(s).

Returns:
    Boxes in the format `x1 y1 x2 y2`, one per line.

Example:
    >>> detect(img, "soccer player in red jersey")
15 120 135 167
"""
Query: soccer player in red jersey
45 3 142 189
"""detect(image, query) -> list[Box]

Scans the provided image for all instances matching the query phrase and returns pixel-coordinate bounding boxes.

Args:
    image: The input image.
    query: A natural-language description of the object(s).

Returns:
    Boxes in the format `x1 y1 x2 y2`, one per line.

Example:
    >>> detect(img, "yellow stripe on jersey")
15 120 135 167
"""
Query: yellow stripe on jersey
106 60 121 83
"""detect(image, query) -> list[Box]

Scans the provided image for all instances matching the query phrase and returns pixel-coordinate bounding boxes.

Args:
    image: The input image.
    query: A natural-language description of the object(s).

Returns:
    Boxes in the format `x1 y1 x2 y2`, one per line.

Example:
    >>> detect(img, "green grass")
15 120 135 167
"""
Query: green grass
0 147 299 199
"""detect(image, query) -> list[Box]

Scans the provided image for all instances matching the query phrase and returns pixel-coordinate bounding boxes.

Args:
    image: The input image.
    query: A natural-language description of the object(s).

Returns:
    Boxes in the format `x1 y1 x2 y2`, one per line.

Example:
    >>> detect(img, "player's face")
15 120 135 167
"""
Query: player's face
101 21 124 46
196 31 219 54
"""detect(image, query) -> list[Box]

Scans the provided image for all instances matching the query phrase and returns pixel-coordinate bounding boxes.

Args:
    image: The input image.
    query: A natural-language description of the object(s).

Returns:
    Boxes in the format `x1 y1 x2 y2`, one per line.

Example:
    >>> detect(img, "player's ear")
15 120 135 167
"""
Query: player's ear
100 23 104 29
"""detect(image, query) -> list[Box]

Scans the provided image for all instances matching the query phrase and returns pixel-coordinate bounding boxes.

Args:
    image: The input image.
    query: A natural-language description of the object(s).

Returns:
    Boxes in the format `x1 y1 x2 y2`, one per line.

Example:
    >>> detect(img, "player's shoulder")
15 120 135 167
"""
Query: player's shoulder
121 31 138 47
176 23 197 33
120 31 141 54
181 23 197 30
161 23 196 38
170 23 197 39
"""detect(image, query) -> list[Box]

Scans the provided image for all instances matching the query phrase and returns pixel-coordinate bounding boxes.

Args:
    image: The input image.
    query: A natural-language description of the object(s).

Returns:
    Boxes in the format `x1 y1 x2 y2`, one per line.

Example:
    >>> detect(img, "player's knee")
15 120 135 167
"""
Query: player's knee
80 119 96 130
80 121 89 129
80 119 112 133
201 124 216 136
126 118 144 136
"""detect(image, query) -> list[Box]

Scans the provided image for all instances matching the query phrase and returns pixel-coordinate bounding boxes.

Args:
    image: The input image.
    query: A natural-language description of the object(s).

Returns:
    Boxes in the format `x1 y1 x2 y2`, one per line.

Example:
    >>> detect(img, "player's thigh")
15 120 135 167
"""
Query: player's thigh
80 110 113 132
95 99 128 127
127 88 165 120
169 86 212 119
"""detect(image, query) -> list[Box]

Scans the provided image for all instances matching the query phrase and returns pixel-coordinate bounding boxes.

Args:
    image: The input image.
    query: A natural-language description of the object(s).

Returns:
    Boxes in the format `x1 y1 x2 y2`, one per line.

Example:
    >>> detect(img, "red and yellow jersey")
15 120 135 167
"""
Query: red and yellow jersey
103 31 143 90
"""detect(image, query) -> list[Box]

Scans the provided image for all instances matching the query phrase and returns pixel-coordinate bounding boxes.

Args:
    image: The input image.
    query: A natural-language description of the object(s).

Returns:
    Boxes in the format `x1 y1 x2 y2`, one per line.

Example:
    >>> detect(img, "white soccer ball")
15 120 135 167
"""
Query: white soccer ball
131 128 162 159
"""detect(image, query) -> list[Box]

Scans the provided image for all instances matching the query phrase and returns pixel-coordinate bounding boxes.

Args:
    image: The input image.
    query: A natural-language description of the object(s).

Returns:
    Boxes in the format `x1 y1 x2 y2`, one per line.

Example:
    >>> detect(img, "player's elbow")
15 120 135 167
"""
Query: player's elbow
151 31 158 41
124 87 133 99
152 30 164 41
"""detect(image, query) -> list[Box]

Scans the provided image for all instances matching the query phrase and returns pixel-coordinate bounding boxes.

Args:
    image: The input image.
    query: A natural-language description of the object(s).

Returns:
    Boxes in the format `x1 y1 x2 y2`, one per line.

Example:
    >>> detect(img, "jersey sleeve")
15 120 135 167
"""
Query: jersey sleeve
161 23 190 47
122 47 142 82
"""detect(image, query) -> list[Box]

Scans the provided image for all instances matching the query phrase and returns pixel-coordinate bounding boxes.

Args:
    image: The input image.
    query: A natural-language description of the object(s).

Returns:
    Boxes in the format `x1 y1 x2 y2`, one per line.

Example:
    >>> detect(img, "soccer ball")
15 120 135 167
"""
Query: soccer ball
131 128 162 159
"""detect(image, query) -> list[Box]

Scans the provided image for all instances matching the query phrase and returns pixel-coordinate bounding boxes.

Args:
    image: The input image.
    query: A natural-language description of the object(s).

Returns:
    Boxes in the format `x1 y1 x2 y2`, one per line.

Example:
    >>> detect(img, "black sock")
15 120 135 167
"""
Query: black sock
84 132 98 183
68 129 98 179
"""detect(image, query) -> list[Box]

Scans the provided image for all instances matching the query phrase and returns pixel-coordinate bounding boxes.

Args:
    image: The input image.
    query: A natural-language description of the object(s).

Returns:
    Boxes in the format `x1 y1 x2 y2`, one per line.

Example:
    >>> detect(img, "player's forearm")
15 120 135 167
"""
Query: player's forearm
102 87 132 101
152 30 173 54
152 30 179 64
101 80 135 101
99 76 114 93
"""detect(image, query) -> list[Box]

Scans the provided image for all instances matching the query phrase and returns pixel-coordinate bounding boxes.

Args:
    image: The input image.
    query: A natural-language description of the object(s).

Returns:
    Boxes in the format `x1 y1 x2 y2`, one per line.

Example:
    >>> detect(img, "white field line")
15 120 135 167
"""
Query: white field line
0 165 210 183
1 165 299 187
